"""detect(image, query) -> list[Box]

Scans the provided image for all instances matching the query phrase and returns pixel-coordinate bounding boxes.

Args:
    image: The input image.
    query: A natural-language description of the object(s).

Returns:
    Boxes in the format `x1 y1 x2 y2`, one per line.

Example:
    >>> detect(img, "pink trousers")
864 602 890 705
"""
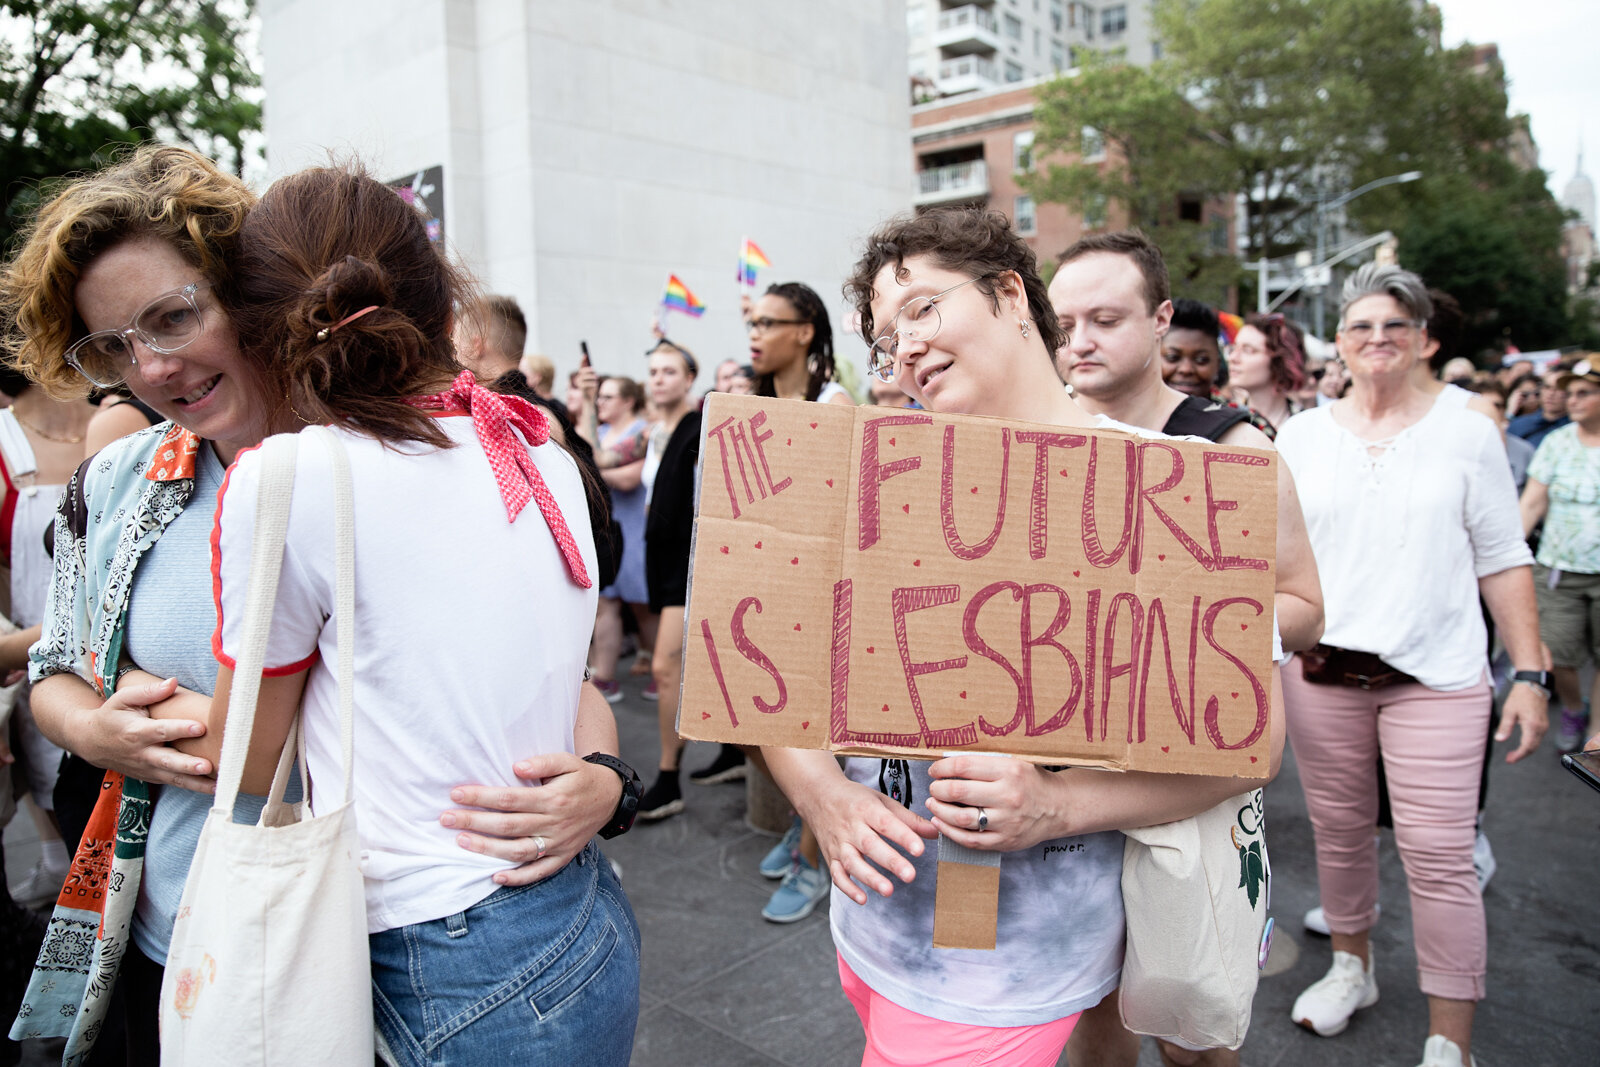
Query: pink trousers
1282 657 1490 1000
838 956 1081 1067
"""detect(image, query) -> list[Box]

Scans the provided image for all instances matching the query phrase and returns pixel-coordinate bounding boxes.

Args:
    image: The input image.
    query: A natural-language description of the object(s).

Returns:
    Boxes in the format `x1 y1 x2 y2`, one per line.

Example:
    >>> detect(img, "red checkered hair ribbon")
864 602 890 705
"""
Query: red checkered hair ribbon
410 370 592 588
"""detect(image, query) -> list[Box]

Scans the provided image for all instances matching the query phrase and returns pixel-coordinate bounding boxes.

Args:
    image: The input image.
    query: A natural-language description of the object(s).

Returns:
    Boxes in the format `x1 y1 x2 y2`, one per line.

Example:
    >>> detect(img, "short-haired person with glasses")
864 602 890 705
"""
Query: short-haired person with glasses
1519 360 1600 752
1228 312 1308 432
760 209 1288 1067
1273 262 1547 1067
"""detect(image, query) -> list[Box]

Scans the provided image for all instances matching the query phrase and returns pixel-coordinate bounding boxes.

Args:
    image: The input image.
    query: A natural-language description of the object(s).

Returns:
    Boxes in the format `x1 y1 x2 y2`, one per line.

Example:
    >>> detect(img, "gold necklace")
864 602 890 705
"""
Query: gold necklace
10 409 85 445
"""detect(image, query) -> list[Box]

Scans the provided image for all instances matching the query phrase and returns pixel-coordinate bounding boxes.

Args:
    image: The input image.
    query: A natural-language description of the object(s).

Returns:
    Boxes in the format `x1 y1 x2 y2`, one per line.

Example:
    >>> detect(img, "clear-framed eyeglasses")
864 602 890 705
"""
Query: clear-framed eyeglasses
866 274 989 383
65 282 210 388
1340 317 1420 344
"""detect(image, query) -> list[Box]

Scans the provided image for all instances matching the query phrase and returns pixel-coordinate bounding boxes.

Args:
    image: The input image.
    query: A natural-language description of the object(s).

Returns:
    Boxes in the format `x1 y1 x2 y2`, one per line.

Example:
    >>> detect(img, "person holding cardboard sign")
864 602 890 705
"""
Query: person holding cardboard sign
756 210 1286 1067
1276 263 1545 1067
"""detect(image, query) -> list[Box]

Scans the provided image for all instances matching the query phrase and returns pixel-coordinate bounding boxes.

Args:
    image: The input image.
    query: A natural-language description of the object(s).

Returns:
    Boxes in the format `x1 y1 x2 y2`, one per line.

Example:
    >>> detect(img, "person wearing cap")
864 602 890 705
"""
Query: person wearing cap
1507 367 1571 448
1519 359 1600 752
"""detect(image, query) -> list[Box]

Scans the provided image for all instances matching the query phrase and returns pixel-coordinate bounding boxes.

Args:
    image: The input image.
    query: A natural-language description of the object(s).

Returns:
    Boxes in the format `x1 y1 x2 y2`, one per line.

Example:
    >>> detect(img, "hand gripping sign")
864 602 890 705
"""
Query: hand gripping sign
679 395 1278 944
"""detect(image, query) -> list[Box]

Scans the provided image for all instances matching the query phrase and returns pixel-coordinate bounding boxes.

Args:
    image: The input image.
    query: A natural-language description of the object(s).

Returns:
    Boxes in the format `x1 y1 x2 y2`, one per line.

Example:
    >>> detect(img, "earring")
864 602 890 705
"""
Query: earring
1019 319 1032 340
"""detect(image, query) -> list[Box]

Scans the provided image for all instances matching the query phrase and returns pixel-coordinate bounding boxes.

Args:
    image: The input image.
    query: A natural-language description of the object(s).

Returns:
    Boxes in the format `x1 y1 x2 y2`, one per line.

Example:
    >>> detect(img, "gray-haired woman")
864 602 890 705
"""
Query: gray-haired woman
1273 263 1546 1067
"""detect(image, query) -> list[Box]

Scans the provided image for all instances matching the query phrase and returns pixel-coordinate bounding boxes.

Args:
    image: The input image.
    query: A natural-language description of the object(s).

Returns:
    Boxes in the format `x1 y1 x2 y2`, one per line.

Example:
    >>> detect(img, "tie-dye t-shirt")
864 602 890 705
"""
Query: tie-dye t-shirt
1528 424 1600 574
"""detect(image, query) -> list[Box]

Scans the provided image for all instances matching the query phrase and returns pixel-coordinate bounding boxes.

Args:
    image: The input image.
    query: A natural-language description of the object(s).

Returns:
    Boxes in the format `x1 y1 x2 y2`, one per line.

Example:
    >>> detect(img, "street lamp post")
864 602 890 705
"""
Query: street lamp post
1312 170 1423 338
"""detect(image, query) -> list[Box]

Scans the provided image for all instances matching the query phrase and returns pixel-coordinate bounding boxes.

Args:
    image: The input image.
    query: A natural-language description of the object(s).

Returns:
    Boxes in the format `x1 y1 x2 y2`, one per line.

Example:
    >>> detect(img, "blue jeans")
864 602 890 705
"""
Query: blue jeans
370 842 640 1066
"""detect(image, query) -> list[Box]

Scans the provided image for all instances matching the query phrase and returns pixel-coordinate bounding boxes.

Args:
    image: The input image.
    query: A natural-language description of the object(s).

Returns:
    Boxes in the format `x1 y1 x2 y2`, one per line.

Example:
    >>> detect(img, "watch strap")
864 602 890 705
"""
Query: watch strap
582 752 641 839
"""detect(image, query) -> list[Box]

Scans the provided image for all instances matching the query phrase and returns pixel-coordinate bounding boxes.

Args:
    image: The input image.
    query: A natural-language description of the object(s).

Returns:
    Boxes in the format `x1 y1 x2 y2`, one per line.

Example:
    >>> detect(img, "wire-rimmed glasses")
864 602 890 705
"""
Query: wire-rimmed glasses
866 275 989 383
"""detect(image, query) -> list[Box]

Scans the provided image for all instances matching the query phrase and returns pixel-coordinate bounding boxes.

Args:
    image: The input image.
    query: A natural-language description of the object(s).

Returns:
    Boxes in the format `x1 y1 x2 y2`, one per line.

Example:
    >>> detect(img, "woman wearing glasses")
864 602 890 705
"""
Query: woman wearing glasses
1274 264 1545 1067
761 209 1286 1067
1228 313 1308 431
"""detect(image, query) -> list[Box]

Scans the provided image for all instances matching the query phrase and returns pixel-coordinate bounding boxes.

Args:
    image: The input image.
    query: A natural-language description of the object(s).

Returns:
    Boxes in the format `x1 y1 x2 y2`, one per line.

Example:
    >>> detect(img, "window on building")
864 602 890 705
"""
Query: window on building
1034 28 1041 56
1179 196 1204 223
1151 39 1163 59
1004 13 1023 39
906 4 926 37
1004 59 1025 82
1013 130 1035 172
1101 4 1127 36
1051 42 1065 71
1082 125 1106 161
1015 195 1037 235
1083 193 1108 230
1051 0 1064 32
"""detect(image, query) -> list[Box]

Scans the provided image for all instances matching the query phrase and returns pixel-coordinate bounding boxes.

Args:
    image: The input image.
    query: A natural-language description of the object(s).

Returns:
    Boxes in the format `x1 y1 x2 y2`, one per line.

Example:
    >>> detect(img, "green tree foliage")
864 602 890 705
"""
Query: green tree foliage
0 0 261 250
1024 52 1239 301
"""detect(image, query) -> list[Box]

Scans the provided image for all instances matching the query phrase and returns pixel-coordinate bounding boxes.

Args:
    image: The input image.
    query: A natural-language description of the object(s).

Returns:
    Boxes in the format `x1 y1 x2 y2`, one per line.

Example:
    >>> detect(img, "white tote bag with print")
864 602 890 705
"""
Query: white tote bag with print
1118 789 1271 1051
159 427 373 1066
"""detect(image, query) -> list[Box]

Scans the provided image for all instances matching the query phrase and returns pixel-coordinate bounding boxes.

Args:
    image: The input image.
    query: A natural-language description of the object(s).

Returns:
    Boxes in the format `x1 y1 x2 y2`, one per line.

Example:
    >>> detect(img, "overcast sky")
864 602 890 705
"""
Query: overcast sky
1433 0 1596 200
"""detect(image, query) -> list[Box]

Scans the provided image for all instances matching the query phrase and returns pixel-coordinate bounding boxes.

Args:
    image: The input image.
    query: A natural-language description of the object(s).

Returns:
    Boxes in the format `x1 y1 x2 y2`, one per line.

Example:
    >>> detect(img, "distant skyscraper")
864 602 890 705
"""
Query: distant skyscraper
1561 147 1596 294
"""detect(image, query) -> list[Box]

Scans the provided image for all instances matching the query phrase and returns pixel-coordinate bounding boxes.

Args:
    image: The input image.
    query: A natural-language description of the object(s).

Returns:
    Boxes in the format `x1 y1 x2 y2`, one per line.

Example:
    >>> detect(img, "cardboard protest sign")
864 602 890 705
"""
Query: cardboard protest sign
680 393 1278 777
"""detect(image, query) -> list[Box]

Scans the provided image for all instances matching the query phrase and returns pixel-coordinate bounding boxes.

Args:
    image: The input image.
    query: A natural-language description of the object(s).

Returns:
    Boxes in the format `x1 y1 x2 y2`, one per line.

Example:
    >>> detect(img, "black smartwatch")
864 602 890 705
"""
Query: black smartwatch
1511 670 1552 700
582 752 642 839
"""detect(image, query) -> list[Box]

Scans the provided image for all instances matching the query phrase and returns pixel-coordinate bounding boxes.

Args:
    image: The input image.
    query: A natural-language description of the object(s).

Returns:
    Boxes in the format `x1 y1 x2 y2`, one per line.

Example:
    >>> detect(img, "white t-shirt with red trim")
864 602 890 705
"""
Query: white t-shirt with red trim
212 417 598 932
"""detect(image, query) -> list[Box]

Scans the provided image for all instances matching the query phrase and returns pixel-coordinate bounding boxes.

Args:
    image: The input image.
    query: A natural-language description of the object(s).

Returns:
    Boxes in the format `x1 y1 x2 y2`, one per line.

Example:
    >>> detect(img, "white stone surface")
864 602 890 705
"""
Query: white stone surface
260 0 912 389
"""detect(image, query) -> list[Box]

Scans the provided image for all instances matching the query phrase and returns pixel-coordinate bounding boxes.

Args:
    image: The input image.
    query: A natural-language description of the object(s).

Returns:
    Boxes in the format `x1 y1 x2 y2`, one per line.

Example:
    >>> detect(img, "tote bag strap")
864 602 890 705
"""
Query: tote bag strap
213 433 301 819
214 426 358 818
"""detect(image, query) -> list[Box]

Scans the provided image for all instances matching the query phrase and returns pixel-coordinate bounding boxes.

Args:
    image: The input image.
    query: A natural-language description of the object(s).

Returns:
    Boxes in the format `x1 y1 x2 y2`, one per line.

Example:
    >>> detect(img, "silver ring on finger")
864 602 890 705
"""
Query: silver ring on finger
976 807 988 832
532 835 548 860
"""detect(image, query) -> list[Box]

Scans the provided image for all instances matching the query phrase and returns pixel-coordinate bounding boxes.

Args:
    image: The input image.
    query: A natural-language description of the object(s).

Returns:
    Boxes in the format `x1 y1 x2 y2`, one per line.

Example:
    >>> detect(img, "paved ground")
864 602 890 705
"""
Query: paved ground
7 665 1599 1065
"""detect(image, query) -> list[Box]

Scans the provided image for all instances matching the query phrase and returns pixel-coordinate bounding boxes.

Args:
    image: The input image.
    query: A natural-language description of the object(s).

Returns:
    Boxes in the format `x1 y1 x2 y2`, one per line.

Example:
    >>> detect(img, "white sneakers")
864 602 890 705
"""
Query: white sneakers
1302 902 1380 937
1291 948 1379 1036
1418 1034 1478 1067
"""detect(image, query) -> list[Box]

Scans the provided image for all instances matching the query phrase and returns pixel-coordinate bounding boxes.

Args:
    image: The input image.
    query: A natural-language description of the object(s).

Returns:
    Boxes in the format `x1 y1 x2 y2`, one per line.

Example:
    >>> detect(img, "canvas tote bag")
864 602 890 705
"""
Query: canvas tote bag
1118 789 1271 1051
159 427 373 1065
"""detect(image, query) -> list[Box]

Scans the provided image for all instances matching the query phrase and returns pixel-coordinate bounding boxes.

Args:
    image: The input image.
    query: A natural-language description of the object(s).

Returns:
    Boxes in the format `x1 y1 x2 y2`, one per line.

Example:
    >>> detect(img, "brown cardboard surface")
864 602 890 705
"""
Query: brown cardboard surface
680 393 1278 777
932 861 1001 950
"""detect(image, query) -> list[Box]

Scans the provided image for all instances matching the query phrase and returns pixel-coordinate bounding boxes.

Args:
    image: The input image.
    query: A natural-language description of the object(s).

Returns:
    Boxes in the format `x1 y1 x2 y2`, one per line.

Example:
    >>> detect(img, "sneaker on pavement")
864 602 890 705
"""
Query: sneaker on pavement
762 855 828 923
689 743 747 785
8 856 67 909
593 678 623 704
1302 902 1379 937
1417 1034 1478 1067
1473 831 1497 892
636 771 684 822
1556 706 1589 753
1291 949 1378 1037
760 816 804 879
642 680 659 702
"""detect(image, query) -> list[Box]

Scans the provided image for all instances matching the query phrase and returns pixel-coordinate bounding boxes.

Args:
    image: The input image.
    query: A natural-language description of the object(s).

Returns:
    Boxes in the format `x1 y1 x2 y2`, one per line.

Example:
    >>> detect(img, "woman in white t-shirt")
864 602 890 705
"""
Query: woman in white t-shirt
762 210 1286 1067
201 166 641 1065
1274 263 1545 1067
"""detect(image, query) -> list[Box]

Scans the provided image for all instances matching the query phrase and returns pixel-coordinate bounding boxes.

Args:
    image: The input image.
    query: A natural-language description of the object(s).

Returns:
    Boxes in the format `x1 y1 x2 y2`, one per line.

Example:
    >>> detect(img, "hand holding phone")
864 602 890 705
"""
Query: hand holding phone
580 340 591 367
1563 749 1600 796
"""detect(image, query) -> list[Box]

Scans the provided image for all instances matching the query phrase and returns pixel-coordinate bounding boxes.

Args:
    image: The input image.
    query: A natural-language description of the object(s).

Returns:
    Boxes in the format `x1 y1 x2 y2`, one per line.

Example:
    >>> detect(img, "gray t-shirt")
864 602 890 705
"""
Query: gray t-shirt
124 445 280 964
830 757 1124 1028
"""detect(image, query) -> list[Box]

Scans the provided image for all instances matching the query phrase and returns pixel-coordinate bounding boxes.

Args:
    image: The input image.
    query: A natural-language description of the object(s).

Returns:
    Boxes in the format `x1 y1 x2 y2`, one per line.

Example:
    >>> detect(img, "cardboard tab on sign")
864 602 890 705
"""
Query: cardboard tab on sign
680 394 1278 776
932 836 1002 950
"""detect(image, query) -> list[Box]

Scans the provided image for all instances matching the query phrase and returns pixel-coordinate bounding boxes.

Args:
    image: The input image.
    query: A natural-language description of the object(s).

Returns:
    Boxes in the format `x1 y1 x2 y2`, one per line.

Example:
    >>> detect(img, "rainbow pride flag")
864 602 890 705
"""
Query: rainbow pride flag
662 274 706 318
1218 311 1244 345
737 238 771 286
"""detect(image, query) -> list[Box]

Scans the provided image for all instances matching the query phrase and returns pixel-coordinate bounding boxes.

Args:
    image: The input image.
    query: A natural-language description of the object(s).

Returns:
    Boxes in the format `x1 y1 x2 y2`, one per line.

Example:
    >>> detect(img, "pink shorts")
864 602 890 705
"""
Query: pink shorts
838 955 1082 1067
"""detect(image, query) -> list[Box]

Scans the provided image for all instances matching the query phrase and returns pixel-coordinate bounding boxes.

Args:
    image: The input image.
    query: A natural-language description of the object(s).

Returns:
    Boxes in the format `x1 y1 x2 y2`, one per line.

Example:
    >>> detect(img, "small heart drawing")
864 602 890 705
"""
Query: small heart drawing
913 559 922 566
1059 469 1069 477
889 437 896 446
866 646 875 654
1240 623 1249 631
793 623 802 631
825 478 833 488
959 691 967 699
800 721 810 730
701 711 711 720
754 541 762 549
1072 570 1080 577
809 422 818 429
1183 495 1191 503
902 504 910 513
1241 529 1250 537
1161 746 1170 753
1231 691 1239 699
786 438 791 446
719 546 729 554
790 557 799 565
1158 554 1166 561
970 486 978 494
881 703 890 712
1250 756 1258 763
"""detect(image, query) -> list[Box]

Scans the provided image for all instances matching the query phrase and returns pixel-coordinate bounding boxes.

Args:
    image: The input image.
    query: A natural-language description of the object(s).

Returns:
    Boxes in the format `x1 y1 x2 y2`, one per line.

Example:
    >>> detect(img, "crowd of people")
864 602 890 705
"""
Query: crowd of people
0 143 1589 1067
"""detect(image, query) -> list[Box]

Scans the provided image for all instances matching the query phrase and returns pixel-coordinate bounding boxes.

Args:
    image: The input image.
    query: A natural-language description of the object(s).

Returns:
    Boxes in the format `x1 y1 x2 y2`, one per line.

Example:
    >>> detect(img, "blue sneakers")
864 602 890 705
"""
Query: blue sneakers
762 854 828 924
760 817 803 880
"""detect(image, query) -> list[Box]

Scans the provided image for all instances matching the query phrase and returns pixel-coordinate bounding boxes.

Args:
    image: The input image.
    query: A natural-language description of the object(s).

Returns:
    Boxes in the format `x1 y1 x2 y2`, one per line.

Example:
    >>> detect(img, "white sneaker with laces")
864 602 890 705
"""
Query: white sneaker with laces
1417 1033 1478 1067
1291 948 1378 1036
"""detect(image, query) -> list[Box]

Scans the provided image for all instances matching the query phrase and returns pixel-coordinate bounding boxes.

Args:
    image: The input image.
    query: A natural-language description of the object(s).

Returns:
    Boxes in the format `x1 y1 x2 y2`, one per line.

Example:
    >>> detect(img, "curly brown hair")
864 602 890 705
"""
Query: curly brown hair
0 144 255 398
843 208 1065 359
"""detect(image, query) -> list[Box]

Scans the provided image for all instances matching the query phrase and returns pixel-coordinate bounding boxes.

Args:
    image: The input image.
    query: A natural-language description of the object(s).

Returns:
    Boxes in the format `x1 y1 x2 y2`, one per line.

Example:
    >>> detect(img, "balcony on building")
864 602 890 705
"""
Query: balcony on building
915 159 990 207
934 4 1001 56
936 55 999 95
